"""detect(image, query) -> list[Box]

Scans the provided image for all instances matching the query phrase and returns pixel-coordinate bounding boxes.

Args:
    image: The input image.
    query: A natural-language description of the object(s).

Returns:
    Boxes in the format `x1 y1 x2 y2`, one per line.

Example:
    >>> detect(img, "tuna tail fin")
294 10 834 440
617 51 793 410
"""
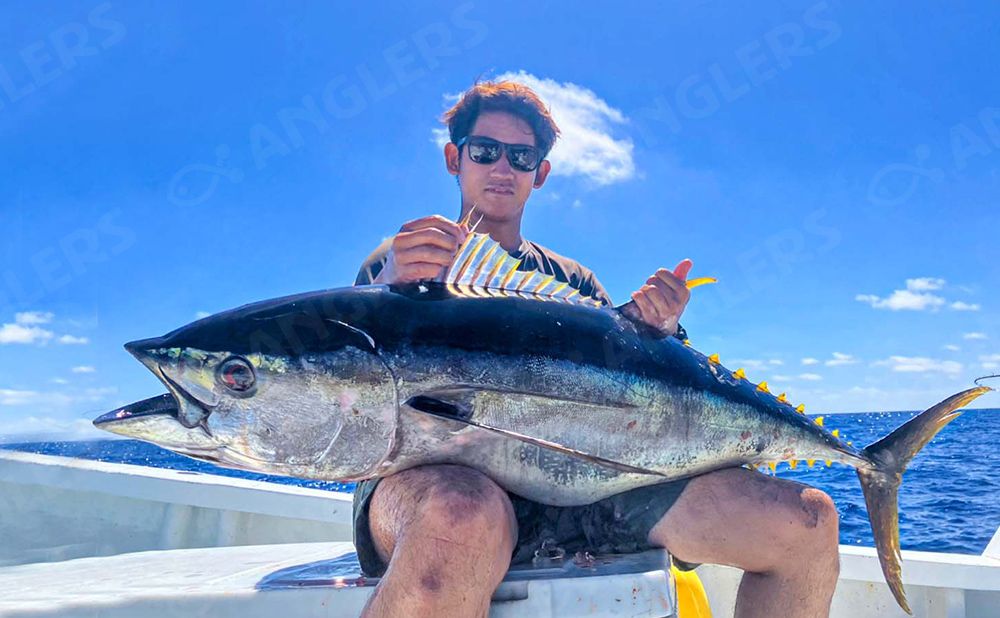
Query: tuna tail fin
857 386 991 614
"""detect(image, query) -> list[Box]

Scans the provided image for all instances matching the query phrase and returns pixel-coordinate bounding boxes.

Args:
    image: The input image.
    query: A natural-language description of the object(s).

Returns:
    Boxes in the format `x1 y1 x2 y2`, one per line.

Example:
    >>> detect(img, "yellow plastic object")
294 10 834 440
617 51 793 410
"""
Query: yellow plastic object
686 277 717 290
672 564 712 618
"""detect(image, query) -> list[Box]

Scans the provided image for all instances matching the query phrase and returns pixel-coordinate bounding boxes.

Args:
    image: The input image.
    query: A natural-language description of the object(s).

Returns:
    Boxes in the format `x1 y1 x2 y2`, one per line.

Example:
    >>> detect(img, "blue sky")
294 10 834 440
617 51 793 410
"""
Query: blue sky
1 1 999 440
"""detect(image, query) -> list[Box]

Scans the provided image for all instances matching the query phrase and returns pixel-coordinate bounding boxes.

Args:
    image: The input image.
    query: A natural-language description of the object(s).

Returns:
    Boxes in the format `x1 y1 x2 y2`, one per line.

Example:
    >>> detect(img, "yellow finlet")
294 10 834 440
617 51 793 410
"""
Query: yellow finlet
767 461 777 472
708 353 721 364
683 339 692 347
795 404 805 414
686 277 718 289
789 460 799 470
777 393 788 404
733 368 747 380
814 416 824 427
832 429 840 438
807 459 816 467
756 381 770 393
825 460 832 467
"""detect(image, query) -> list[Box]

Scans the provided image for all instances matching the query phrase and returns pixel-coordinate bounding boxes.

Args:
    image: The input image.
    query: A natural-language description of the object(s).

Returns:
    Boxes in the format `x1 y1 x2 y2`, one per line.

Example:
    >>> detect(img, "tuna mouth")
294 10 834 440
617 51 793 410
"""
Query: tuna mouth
92 393 223 461
93 393 178 426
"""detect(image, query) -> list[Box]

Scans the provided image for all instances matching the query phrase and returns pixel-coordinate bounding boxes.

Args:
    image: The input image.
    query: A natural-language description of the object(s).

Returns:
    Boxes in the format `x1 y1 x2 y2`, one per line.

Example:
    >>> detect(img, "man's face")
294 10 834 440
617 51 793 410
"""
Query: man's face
445 111 551 224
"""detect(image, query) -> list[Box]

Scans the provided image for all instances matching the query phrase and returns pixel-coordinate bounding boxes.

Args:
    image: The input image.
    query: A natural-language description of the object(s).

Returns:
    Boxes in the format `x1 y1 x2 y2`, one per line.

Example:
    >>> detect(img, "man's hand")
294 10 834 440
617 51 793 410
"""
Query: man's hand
622 259 693 338
374 215 469 285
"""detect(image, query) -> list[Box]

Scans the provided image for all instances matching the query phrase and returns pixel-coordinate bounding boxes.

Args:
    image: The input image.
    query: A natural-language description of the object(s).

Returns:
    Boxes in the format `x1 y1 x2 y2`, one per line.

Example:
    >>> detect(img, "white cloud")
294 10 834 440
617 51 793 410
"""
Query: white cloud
435 71 636 186
57 335 89 345
733 359 769 371
0 416 110 441
943 344 960 352
801 357 819 366
14 311 54 325
732 359 784 372
905 277 945 292
856 290 945 311
0 386 116 409
949 301 981 311
0 389 44 406
980 354 1000 370
50 378 69 385
0 323 54 345
498 71 634 185
571 199 583 208
772 374 793 382
964 332 988 340
71 366 96 374
799 373 823 381
874 356 963 374
857 277 982 313
825 352 858 367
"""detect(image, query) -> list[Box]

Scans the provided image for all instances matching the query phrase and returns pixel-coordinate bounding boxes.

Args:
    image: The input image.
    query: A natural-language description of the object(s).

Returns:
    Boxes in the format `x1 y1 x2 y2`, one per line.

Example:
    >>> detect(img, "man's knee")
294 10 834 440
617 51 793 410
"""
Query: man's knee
370 465 517 562
416 467 517 543
796 488 840 565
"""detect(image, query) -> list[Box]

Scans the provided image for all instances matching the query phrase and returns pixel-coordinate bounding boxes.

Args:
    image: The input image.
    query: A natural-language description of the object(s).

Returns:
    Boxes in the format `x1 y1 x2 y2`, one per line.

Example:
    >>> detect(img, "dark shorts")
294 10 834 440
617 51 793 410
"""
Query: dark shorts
352 475 696 577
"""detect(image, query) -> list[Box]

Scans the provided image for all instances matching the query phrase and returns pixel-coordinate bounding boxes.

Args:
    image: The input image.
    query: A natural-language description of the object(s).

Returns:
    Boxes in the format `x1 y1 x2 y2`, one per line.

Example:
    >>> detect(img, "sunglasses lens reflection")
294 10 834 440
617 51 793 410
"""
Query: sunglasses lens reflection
469 141 502 164
509 147 538 171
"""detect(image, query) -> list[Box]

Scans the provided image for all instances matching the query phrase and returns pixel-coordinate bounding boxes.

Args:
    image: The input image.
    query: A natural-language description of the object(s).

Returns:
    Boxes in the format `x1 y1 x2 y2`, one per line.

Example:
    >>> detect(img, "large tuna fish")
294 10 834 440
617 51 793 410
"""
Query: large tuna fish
95 233 990 613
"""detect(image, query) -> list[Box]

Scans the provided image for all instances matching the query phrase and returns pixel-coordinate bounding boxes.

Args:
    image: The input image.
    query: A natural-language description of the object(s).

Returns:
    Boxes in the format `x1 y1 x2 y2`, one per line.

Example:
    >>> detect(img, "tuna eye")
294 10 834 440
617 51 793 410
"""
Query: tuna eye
217 357 255 393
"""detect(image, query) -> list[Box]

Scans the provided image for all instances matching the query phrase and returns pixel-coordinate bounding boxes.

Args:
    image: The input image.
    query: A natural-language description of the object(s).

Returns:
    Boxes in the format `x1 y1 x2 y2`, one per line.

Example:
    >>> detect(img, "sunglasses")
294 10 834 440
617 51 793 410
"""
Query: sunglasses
456 135 542 172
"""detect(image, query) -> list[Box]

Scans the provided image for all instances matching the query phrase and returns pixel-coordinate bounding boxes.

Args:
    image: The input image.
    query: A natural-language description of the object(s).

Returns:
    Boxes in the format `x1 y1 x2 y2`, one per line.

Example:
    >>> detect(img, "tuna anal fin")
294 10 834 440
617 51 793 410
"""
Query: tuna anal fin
403 394 663 477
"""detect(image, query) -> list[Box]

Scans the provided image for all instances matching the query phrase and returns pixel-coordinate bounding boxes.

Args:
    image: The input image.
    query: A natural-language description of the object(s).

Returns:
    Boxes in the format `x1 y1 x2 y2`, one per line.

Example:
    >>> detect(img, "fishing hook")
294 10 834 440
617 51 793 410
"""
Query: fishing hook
973 374 1000 387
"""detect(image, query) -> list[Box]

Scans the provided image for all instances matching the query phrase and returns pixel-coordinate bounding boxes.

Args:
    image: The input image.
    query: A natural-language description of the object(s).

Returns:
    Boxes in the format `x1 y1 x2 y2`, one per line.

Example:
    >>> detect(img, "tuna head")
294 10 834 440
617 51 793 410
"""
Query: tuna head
110 301 399 481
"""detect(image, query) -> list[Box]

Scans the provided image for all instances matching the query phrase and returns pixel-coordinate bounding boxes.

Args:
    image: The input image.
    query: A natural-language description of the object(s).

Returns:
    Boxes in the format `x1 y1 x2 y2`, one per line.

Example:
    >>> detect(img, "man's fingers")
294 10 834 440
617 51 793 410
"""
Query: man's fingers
394 227 460 252
394 246 455 267
399 215 467 242
648 272 689 305
631 287 661 324
397 262 449 282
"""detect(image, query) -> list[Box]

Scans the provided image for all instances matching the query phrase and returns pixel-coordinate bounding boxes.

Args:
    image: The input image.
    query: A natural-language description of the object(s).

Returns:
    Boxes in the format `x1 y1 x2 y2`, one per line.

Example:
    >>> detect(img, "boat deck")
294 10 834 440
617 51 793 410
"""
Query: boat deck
1 449 998 617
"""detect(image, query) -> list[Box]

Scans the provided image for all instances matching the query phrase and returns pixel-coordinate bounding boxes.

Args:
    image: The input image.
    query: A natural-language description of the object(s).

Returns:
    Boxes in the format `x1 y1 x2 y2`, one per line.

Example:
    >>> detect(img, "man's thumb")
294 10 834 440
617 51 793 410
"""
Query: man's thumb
673 259 693 280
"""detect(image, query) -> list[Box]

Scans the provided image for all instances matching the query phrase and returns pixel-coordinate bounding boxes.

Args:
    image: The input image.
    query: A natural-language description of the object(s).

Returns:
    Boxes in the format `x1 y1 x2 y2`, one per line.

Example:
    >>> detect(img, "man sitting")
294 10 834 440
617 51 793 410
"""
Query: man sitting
353 80 840 618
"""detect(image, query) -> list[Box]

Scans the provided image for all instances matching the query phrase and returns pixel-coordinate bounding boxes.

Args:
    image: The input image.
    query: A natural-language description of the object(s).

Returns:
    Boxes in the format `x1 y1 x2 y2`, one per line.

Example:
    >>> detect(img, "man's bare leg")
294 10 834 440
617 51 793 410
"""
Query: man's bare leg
649 467 840 618
360 465 517 618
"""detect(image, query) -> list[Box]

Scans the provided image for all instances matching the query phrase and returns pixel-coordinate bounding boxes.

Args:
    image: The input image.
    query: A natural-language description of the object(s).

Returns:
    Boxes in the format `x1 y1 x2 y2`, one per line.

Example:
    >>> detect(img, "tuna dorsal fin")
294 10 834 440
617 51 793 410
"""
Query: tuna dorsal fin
444 232 604 308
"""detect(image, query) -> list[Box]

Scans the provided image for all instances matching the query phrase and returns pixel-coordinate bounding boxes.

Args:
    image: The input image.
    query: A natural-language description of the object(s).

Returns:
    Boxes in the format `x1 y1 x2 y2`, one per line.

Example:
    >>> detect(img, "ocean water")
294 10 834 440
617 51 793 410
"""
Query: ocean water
4 408 999 555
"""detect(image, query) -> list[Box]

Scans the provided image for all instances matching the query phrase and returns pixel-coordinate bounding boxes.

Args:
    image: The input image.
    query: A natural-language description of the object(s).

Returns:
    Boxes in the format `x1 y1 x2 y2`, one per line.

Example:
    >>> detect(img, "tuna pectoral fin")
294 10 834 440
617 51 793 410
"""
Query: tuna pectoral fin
404 395 663 477
859 386 991 615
